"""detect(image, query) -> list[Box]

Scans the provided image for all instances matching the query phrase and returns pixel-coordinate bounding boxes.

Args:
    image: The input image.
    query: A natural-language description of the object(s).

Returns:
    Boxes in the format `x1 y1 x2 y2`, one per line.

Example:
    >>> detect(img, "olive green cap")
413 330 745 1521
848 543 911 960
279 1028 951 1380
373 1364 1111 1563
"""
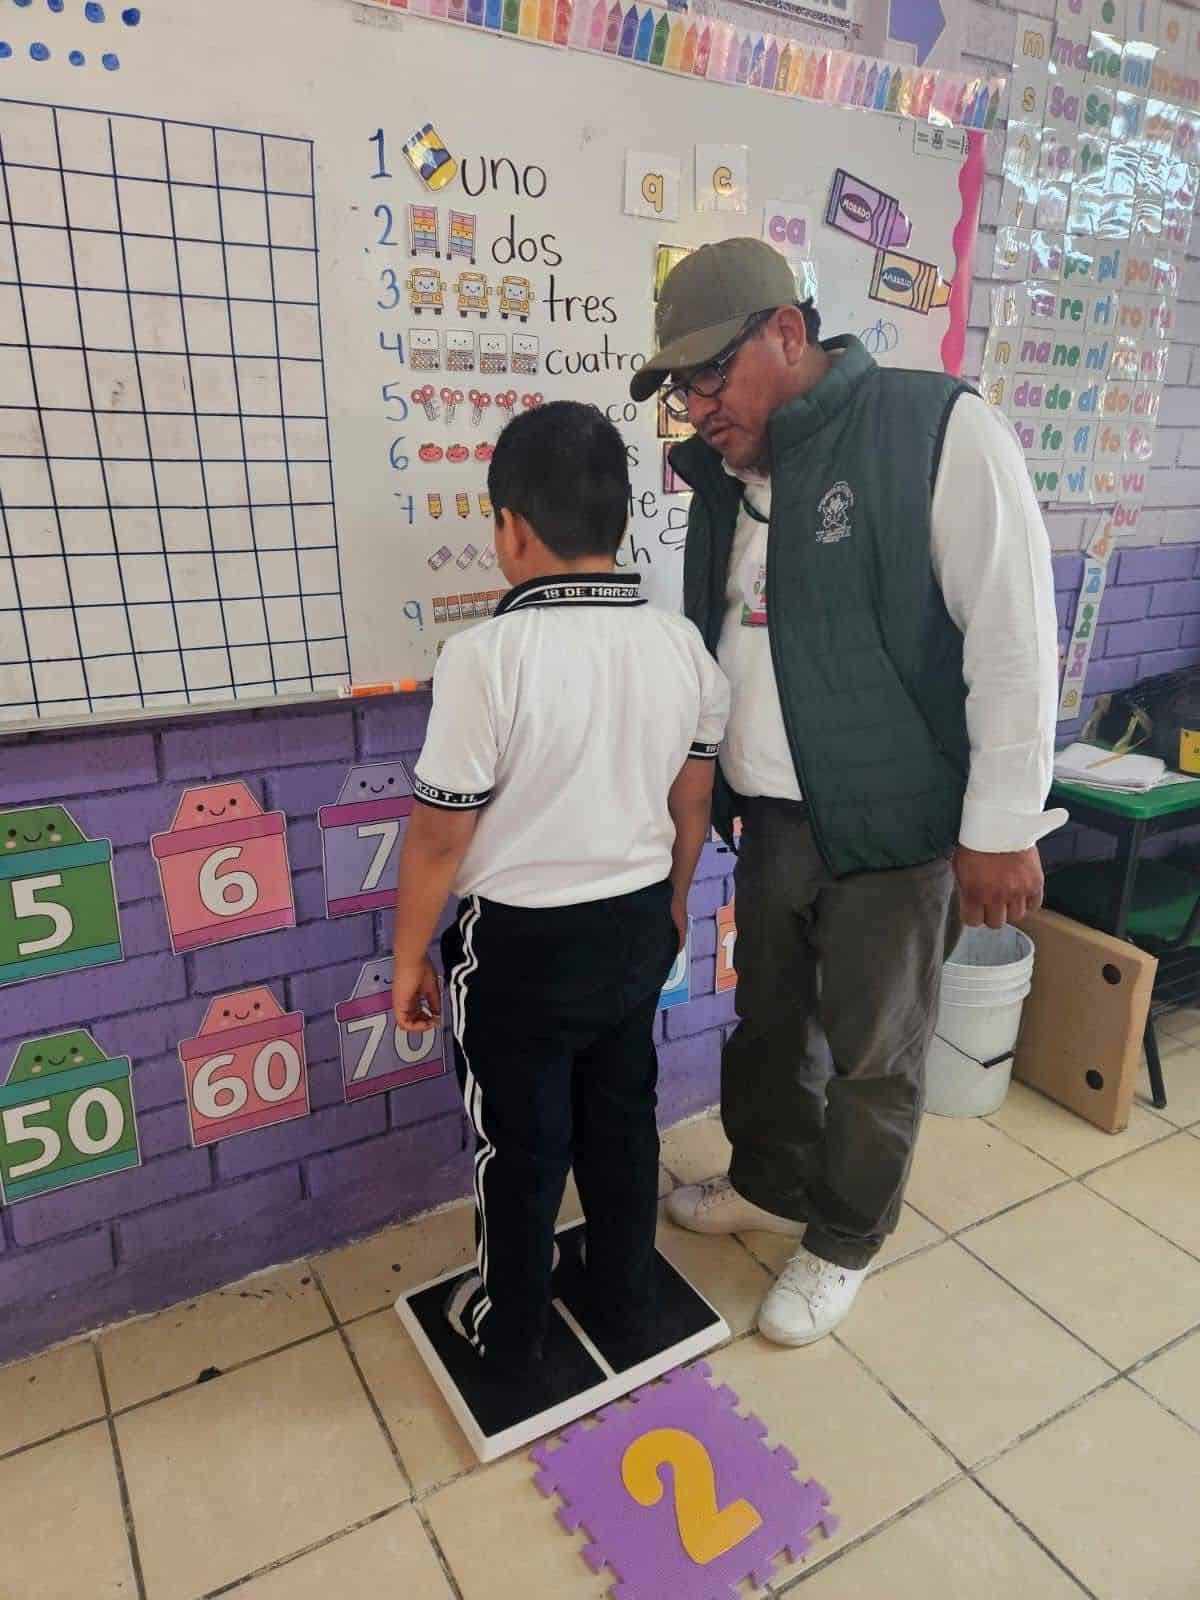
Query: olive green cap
630 236 799 402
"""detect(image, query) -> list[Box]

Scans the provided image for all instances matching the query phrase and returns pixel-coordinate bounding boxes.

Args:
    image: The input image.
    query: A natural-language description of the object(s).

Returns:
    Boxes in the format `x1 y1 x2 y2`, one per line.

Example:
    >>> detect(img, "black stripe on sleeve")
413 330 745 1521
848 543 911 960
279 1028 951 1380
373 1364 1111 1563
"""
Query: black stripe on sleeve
413 776 494 810
689 741 720 760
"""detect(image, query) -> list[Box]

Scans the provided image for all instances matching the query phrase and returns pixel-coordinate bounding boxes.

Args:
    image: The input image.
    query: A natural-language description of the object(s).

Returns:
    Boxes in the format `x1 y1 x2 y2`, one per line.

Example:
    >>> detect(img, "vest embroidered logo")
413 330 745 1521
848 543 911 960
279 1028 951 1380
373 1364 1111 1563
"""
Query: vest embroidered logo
816 482 854 544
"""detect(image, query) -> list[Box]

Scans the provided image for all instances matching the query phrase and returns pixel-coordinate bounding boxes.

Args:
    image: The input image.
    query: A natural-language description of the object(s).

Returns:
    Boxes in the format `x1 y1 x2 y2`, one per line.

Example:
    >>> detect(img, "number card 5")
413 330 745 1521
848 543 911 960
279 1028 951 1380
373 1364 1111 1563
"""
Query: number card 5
0 805 123 988
336 958 449 1102
0 1029 140 1204
319 761 415 919
152 782 295 954
178 986 309 1146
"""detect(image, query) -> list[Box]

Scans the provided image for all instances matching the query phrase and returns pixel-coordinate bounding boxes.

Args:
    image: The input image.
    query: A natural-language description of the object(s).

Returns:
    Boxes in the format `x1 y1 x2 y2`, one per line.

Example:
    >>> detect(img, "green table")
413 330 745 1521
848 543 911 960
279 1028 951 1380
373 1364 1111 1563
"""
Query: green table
1048 773 1200 1108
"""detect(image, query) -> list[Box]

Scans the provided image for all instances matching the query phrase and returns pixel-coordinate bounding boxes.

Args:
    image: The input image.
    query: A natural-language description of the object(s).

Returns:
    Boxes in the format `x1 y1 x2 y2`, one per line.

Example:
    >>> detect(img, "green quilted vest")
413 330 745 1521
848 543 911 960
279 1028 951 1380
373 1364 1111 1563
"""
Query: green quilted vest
670 335 975 877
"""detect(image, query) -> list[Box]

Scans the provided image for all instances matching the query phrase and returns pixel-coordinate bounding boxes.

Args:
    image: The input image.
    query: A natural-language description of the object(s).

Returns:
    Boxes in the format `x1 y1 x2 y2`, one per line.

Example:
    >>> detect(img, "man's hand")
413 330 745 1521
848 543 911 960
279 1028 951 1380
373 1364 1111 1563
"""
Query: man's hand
392 958 442 1032
953 845 1044 929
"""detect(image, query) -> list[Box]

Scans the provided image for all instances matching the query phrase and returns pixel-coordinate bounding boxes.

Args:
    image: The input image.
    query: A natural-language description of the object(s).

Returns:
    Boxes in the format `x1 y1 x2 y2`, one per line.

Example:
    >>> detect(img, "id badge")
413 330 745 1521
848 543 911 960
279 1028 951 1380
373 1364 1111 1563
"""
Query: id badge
741 560 767 627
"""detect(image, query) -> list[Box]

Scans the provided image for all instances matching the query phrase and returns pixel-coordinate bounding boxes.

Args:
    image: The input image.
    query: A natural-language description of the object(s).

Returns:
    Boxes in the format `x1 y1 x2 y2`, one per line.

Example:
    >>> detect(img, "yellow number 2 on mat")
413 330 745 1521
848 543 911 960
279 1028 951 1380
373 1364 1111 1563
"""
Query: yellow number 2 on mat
621 1428 762 1566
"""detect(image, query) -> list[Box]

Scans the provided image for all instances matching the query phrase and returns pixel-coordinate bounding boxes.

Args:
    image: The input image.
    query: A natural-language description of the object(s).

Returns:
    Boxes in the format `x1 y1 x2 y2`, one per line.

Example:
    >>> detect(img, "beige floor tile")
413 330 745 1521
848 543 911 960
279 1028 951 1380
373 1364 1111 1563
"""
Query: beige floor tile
0 1339 104 1457
739 1203 942 1278
655 1209 772 1335
981 1380 1200 1600
1086 1133 1200 1257
703 1334 956 1586
795 1478 1084 1600
838 1241 1112 1466
1132 1329 1200 1431
1157 1007 1200 1043
424 1452 614 1600
314 1202 475 1323
658 1112 732 1185
964 1183 1200 1369
1138 1043 1200 1128
346 1310 475 1495
903 1114 1064 1233
0 1422 135 1598
101 1264 332 1411
116 1333 405 1600
229 1507 452 1598
988 1081 1171 1174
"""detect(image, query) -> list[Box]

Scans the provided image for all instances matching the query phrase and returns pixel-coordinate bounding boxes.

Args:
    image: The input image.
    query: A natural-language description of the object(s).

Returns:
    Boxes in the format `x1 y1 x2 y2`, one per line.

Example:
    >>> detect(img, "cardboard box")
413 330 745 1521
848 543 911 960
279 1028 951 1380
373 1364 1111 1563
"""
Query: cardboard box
1014 908 1157 1134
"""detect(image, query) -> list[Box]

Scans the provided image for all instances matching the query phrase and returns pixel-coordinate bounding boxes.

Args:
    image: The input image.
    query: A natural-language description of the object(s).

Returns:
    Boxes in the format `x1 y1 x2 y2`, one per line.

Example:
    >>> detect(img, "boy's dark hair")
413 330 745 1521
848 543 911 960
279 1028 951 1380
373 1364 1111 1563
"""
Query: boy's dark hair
487 400 630 560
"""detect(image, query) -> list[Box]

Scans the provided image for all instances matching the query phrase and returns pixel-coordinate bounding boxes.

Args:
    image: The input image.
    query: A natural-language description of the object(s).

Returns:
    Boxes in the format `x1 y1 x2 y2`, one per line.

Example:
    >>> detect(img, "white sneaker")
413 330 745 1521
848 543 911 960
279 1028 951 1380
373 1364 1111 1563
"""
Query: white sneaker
757 1246 868 1347
665 1175 805 1237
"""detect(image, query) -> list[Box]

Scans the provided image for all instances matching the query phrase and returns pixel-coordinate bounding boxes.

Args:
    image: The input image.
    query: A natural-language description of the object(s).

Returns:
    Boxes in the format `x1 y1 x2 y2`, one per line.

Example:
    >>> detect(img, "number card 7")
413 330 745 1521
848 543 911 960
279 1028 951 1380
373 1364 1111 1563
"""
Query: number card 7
336 958 449 1102
319 761 414 919
151 782 295 954
178 986 309 1147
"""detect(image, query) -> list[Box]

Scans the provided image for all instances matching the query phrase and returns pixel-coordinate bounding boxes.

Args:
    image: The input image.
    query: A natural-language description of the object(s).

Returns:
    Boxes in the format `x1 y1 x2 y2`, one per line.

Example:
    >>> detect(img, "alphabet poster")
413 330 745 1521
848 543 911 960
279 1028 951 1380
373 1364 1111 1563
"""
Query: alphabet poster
980 0 1198 513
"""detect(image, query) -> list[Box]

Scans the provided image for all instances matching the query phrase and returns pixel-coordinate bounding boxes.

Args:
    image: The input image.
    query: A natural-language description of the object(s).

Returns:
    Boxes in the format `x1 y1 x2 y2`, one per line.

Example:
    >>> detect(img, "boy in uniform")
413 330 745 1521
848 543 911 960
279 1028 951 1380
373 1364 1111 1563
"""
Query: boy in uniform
392 402 729 1378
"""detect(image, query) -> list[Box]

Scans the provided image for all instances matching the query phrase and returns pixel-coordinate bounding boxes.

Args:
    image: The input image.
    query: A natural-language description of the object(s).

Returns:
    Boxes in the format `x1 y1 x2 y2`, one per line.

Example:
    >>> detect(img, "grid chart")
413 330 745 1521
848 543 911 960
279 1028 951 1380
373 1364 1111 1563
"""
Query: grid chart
0 97 349 724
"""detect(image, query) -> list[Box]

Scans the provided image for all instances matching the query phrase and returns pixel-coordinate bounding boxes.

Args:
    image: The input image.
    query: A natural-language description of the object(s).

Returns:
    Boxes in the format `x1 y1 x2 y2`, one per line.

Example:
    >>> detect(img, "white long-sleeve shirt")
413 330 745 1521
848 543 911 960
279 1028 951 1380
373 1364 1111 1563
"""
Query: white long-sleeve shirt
716 391 1068 853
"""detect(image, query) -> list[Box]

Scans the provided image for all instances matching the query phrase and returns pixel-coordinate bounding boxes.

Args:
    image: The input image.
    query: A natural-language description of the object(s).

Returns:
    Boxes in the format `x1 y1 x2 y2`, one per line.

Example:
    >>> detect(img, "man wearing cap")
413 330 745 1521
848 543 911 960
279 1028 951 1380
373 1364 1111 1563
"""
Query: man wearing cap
633 238 1064 1347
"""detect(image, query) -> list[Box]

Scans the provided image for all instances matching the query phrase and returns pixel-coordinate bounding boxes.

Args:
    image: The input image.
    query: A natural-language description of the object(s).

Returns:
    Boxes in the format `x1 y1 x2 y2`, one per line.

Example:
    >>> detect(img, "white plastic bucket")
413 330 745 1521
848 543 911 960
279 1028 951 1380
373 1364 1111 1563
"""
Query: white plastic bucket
925 926 1036 1118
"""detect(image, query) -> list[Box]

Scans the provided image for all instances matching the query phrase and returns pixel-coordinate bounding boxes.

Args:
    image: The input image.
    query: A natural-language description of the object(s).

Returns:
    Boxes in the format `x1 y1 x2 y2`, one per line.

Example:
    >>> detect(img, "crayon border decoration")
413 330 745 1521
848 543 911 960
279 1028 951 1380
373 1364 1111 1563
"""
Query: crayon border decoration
353 0 1006 123
355 0 573 47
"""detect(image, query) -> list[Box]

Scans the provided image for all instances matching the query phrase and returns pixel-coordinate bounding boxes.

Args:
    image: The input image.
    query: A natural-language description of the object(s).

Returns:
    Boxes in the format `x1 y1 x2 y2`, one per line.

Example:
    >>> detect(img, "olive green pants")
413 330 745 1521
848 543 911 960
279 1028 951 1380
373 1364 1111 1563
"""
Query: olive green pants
724 799 961 1270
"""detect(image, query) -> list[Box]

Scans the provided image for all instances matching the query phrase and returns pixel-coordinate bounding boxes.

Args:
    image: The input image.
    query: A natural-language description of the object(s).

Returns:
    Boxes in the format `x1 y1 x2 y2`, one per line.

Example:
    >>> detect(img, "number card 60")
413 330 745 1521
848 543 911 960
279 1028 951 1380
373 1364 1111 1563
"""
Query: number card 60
178 987 309 1147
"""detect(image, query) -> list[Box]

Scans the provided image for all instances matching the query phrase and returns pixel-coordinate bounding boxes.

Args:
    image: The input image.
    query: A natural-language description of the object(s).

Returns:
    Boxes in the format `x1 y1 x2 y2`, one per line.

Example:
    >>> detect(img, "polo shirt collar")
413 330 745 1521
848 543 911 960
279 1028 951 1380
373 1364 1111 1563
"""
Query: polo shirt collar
496 572 645 616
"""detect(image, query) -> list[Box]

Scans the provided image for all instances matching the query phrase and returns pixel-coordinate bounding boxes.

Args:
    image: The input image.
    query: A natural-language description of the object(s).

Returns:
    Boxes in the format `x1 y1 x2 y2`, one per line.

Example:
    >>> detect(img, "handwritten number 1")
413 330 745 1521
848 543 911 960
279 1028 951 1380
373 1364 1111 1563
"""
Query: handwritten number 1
369 128 390 180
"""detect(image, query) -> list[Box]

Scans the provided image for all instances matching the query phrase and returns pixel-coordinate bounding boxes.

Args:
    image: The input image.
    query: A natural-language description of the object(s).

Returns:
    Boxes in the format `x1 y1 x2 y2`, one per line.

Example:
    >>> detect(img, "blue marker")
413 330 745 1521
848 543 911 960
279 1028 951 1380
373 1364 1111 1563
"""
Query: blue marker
121 5 141 20
485 0 501 30
48 0 65 12
85 1 105 20
69 48 85 64
30 40 50 59
101 49 119 68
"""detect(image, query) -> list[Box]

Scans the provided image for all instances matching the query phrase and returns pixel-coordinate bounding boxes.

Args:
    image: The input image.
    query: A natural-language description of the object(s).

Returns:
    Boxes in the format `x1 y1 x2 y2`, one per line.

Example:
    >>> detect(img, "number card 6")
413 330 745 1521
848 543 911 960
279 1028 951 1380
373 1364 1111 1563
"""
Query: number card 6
152 783 295 954
336 958 449 1102
178 987 309 1146
0 1029 140 1204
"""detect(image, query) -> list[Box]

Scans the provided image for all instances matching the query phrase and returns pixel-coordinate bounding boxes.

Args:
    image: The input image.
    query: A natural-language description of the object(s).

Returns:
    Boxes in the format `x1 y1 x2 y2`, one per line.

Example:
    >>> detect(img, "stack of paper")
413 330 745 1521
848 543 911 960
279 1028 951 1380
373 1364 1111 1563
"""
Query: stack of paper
1054 742 1166 792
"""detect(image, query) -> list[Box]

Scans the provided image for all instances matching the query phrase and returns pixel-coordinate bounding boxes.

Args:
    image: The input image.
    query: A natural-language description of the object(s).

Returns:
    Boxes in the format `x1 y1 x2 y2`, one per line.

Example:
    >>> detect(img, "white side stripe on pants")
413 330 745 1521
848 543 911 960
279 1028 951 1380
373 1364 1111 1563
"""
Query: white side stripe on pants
449 896 494 1346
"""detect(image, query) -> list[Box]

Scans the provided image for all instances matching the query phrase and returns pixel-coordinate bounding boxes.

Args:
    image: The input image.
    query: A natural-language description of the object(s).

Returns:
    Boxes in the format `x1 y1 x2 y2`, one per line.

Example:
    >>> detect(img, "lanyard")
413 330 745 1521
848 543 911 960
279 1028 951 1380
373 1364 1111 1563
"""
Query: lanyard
740 490 769 525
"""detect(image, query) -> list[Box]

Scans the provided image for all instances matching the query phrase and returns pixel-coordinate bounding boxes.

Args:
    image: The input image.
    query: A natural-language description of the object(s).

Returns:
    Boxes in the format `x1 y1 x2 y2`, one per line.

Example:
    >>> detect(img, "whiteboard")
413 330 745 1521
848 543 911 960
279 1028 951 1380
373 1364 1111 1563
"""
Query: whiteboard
0 0 981 726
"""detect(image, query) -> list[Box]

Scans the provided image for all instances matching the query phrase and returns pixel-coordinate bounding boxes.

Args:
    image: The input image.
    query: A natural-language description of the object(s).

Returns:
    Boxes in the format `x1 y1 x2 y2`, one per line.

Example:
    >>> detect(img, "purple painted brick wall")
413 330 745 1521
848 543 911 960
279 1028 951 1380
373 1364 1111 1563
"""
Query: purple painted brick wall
0 697 736 1362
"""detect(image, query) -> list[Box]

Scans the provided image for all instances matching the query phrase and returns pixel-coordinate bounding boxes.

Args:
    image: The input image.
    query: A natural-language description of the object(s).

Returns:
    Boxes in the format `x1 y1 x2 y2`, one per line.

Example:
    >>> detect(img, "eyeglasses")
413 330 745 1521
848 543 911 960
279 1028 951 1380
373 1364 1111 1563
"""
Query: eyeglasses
660 311 774 419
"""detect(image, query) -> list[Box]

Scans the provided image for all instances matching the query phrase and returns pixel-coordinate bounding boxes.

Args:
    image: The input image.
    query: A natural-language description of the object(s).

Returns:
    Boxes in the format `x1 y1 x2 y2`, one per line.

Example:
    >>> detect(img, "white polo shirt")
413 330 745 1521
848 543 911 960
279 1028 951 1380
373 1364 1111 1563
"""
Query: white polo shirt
414 573 730 908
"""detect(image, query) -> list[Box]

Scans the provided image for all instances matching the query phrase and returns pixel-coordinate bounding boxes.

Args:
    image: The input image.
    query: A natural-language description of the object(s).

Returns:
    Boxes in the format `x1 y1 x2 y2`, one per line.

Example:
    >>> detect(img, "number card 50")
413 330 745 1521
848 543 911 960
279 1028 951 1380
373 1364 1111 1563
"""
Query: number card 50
0 1030 140 1204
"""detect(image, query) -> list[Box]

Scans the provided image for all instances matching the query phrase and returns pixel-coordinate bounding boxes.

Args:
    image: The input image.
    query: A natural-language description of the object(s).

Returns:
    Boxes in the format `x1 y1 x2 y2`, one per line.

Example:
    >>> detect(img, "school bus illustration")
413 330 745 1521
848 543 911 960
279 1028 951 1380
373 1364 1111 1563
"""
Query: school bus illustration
494 275 533 322
406 266 445 315
453 271 490 318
